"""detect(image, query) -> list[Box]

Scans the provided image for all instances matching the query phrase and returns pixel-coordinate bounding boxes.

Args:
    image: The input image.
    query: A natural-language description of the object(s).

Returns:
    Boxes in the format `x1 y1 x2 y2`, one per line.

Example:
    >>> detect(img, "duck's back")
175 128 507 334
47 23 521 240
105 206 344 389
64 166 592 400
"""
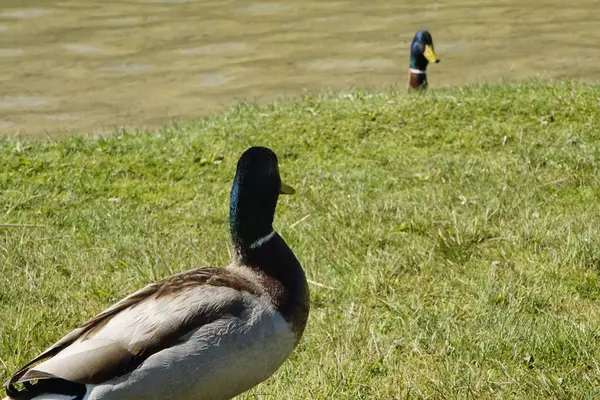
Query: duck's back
88 285 296 400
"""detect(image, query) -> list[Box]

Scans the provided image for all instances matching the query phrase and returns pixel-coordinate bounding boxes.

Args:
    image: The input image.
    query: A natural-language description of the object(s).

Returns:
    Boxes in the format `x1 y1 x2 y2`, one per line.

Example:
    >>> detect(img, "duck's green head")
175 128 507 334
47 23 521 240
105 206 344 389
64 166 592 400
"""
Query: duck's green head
230 146 295 252
410 30 440 71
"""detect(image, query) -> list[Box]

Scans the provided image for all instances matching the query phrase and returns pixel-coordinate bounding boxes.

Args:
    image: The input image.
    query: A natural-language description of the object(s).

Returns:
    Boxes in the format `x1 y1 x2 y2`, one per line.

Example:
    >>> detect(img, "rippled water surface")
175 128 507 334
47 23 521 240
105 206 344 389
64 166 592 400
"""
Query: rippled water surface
0 0 599 136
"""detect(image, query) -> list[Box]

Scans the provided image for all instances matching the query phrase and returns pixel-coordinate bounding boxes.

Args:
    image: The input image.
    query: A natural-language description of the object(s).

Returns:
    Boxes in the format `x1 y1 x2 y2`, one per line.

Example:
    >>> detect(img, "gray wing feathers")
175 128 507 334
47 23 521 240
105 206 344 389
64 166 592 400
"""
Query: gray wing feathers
5 268 258 387
6 281 162 386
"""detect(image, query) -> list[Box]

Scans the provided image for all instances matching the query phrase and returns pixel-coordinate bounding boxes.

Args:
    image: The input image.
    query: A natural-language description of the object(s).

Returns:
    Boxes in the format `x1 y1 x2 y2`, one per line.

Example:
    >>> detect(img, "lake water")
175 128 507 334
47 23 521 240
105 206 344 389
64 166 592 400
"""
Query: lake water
0 0 599 137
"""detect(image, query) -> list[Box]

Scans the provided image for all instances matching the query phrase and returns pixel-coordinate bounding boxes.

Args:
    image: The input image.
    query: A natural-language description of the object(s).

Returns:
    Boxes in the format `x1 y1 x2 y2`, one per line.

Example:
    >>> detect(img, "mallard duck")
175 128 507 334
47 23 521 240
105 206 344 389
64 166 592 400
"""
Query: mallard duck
408 30 440 91
3 146 309 400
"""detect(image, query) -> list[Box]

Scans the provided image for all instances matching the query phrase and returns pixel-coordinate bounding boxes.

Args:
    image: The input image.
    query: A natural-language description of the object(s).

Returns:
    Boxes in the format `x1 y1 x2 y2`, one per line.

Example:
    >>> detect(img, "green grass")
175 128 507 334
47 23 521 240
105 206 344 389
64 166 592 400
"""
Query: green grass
1 81 600 399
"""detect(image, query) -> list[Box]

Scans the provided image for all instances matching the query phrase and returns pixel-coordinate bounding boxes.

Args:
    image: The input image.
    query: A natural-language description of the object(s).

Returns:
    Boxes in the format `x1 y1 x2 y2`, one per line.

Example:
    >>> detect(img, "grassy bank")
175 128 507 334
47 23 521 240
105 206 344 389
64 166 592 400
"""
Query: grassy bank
1 81 599 399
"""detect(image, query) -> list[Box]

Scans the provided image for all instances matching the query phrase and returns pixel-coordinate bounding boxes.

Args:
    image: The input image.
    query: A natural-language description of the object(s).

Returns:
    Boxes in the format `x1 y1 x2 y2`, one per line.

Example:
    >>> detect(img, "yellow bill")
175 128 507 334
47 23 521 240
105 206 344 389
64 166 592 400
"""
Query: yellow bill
423 44 439 63
280 181 296 195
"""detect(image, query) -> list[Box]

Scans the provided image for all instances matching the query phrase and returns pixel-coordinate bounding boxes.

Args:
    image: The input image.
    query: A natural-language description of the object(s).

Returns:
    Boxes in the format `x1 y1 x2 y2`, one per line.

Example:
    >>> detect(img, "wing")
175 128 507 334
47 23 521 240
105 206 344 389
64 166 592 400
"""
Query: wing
4 267 261 398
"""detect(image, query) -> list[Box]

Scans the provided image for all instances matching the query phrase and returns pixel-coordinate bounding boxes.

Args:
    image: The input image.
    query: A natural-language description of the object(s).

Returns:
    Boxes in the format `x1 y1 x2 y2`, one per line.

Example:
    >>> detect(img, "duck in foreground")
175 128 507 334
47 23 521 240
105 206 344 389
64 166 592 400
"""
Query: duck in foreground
408 30 440 91
3 146 309 400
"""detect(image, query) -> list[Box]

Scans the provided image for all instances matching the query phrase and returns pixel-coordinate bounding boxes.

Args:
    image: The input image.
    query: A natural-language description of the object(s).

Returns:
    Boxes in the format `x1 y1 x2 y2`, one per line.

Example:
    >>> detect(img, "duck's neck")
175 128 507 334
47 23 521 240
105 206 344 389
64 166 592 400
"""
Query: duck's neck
409 52 429 90
238 232 309 340
408 68 428 90
229 176 277 256
230 212 275 259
